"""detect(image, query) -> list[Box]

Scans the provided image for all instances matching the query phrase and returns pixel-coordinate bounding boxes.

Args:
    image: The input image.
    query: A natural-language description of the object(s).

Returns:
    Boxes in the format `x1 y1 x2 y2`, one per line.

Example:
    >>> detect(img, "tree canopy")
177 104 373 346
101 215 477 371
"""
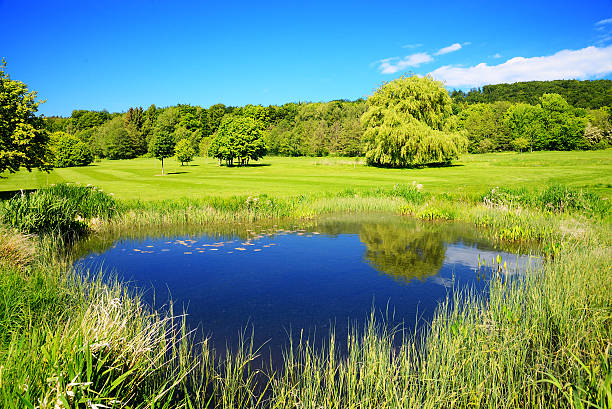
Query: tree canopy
148 129 175 174
208 116 267 166
361 75 467 167
175 138 195 166
452 79 612 109
0 60 50 173
49 132 94 167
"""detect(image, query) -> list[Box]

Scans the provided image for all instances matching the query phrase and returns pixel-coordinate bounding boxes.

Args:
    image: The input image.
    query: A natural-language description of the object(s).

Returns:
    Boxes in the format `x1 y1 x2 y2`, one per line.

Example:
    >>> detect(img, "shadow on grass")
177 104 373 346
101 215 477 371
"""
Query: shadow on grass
369 162 465 169
0 189 37 200
166 171 189 175
221 163 272 168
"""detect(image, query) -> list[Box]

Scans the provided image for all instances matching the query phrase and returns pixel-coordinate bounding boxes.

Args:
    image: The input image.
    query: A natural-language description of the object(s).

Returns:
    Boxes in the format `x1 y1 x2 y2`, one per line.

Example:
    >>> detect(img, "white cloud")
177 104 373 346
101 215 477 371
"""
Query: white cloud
435 43 462 55
596 18 612 26
492 53 502 59
402 43 423 49
378 52 433 74
429 45 612 87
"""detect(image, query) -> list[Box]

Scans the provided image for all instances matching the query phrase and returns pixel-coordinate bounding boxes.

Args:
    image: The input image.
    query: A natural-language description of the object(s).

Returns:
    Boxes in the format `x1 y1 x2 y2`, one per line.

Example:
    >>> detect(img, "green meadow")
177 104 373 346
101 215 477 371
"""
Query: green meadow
2 150 611 200
1 151 611 408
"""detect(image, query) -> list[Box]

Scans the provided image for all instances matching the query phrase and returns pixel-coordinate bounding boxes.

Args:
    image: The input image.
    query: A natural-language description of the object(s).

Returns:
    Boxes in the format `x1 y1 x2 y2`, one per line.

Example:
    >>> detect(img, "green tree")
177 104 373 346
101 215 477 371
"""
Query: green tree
504 94 587 151
141 104 158 143
69 110 110 132
511 136 530 153
361 75 467 167
207 103 227 135
49 132 94 167
504 103 545 150
0 60 50 173
456 102 511 152
149 130 175 175
538 93 587 150
208 116 266 166
90 116 138 159
175 138 195 165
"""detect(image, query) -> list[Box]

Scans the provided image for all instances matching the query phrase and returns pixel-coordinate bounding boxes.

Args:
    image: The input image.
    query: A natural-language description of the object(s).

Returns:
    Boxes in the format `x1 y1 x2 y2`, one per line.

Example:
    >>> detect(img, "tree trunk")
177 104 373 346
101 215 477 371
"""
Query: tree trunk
161 157 164 175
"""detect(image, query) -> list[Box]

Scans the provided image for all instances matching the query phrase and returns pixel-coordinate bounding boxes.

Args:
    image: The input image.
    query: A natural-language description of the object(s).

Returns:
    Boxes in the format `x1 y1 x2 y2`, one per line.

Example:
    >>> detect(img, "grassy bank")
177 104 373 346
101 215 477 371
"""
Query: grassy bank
0 182 610 408
1 150 611 200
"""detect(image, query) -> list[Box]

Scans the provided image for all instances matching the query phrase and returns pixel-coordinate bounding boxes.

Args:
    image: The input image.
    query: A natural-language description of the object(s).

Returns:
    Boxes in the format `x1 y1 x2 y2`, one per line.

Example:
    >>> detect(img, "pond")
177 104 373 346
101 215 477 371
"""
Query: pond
73 214 538 360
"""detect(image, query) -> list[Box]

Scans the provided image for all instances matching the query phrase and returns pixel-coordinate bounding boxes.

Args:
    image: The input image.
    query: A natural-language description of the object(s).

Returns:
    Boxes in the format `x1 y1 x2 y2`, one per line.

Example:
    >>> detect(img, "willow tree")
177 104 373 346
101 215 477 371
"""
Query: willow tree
361 75 467 167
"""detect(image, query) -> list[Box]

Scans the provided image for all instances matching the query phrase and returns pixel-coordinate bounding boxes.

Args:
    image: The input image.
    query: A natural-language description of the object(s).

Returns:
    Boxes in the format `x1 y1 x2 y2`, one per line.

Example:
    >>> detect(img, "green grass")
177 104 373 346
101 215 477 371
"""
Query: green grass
1 150 611 201
0 151 611 407
1 200 609 408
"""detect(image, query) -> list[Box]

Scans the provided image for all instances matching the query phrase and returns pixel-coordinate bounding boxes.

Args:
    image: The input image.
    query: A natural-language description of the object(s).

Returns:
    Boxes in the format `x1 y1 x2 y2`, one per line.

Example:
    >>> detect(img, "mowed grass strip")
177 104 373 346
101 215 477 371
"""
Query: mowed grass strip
1 150 611 201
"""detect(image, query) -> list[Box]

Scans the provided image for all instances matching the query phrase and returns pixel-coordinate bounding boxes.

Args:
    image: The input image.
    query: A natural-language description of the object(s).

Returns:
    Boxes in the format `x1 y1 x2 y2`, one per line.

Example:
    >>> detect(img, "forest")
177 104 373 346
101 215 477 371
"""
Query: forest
42 78 612 169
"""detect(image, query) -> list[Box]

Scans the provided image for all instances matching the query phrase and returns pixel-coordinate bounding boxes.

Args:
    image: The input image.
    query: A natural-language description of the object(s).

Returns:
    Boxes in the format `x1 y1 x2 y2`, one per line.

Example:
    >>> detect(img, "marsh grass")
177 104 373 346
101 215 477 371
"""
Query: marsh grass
0 181 610 408
0 228 35 267
265 233 611 409
0 183 117 237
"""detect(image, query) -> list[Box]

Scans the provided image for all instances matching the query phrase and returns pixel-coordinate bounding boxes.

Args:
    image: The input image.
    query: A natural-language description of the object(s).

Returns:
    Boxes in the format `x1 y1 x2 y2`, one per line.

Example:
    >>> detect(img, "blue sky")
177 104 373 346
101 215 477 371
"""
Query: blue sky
2 0 611 116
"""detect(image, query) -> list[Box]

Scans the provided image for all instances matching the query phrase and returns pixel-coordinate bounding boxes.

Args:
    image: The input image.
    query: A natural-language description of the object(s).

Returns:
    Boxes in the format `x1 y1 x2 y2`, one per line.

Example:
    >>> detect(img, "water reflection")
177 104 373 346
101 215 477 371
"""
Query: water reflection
72 214 538 358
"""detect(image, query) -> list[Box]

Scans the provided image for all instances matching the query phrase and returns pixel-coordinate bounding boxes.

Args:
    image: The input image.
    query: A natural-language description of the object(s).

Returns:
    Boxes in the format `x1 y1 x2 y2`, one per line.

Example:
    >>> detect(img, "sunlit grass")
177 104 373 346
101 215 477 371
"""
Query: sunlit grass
0 176 610 407
1 150 610 200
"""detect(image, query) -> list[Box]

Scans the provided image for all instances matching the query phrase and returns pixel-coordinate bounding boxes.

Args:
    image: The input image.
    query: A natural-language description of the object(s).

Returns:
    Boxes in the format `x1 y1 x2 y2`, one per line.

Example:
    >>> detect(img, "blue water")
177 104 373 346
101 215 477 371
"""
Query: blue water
73 214 537 357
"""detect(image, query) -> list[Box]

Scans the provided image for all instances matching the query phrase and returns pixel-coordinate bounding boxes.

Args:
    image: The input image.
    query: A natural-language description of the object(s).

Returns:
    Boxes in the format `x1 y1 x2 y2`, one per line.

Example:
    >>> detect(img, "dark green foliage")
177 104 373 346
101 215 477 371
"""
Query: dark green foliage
504 94 587 151
0 60 51 173
207 103 228 135
50 132 94 168
124 107 144 130
90 116 142 159
362 75 467 167
208 116 267 166
44 116 71 133
453 79 612 109
0 184 117 235
69 109 111 132
456 102 511 152
140 104 158 142
37 79 610 160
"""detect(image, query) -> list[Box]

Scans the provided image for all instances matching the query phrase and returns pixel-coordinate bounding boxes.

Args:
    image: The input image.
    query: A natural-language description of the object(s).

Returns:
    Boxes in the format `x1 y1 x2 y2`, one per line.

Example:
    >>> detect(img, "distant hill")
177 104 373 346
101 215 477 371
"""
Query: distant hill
451 79 612 109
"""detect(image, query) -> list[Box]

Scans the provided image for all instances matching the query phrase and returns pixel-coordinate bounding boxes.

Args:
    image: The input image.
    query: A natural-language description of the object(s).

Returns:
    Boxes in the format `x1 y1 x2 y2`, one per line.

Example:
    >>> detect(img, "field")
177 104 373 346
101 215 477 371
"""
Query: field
1 150 611 200
1 151 611 408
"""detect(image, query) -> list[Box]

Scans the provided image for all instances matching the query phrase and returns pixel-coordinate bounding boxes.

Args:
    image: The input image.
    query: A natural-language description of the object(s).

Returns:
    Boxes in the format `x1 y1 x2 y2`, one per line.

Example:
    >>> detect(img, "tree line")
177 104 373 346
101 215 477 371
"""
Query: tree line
2 55 611 175
451 79 612 109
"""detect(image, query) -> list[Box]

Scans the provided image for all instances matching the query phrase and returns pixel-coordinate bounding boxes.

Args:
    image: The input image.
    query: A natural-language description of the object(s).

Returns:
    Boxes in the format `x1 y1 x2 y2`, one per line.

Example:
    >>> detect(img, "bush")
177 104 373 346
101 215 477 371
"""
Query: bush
50 132 94 167
0 184 117 235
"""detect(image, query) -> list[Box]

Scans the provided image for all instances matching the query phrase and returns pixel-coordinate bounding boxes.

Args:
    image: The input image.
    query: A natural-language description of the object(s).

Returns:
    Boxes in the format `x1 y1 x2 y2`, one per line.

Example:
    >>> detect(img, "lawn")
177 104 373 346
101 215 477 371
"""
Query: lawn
1 150 611 201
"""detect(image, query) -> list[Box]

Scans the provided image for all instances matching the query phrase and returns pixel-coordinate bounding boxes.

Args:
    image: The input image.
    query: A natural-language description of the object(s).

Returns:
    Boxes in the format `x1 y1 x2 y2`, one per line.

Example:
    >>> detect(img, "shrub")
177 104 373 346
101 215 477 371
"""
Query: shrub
50 132 94 167
0 184 117 235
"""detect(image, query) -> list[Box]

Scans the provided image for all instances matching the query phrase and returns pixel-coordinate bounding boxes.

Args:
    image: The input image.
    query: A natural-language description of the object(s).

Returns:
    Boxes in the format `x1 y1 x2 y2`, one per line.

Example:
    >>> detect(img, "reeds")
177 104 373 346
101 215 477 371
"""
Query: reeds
0 182 609 408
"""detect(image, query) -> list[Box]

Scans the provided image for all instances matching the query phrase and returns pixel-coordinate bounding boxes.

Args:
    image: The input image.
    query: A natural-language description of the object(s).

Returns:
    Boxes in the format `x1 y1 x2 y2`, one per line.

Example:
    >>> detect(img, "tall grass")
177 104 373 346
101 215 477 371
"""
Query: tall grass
0 182 609 407
481 183 610 217
0 184 117 236
266 231 611 408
